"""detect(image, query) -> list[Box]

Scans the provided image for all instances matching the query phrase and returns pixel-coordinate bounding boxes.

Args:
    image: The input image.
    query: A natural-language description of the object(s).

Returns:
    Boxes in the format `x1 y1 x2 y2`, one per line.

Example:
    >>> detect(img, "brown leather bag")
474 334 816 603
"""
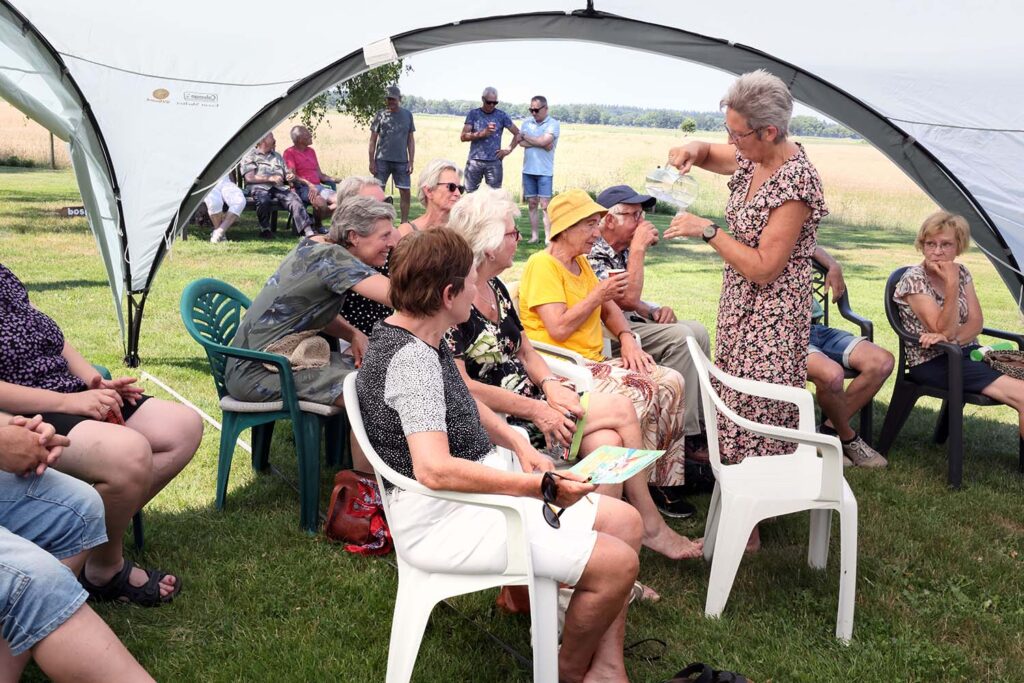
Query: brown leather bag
324 470 392 555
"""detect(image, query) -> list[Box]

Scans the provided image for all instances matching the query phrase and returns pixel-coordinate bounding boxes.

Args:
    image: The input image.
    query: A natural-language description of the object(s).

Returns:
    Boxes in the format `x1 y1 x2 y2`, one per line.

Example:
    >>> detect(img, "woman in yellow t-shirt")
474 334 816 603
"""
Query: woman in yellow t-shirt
519 189 688 494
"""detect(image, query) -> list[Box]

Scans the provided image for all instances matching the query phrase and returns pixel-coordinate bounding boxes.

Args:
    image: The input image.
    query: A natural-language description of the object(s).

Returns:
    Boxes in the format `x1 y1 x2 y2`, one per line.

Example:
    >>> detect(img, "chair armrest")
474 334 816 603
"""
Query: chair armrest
701 359 818 432
981 327 1024 349
544 357 594 391
532 340 588 366
196 341 301 406
835 295 873 340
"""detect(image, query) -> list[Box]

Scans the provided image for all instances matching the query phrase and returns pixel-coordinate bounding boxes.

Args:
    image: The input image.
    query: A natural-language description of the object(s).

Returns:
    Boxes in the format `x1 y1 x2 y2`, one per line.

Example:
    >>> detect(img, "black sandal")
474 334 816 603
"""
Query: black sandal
80 559 182 607
663 662 750 683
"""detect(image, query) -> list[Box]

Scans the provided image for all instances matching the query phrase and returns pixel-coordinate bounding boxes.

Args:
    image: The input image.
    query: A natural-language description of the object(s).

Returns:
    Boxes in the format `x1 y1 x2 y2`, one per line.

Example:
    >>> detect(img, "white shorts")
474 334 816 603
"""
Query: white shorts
388 450 599 586
204 177 245 216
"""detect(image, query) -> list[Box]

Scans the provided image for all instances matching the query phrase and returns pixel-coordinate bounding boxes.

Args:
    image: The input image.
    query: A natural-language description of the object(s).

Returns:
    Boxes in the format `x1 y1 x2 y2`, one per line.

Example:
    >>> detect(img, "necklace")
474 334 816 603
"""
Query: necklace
475 281 499 315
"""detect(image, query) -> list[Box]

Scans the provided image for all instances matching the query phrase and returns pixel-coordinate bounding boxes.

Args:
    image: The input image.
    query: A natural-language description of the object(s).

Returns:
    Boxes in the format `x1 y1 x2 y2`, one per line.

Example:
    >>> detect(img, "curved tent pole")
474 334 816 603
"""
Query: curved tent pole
166 10 1020 336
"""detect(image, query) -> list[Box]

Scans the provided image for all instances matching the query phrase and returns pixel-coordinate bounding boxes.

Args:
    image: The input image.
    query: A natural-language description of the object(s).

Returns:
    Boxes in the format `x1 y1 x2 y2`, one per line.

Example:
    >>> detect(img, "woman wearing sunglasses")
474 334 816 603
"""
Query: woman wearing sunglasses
447 187 703 562
357 228 642 683
397 158 465 238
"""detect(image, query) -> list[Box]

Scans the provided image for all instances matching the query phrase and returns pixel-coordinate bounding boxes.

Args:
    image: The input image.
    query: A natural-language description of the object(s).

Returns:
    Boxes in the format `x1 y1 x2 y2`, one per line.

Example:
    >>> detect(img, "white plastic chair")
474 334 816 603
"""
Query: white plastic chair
686 336 858 642
342 373 560 682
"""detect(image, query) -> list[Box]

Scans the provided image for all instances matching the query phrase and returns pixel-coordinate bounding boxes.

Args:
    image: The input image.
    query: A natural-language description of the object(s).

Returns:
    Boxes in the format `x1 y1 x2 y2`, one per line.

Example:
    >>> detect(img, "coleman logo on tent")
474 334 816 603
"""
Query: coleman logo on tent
184 92 218 105
151 88 169 100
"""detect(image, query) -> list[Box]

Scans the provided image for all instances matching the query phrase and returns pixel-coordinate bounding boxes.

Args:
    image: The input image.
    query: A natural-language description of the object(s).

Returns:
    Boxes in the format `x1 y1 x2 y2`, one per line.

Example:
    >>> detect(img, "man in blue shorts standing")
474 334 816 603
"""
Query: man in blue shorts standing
810 247 895 467
518 95 560 243
369 85 416 223
460 87 520 193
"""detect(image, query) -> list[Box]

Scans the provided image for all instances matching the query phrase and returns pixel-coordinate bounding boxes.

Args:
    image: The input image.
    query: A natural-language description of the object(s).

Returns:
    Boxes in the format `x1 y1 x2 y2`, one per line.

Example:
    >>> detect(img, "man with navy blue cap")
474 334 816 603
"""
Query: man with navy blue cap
589 185 712 476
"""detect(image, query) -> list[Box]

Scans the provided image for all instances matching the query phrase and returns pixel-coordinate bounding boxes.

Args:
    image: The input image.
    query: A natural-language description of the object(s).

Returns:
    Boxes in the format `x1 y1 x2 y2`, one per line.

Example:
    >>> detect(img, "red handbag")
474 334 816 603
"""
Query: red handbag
324 470 392 555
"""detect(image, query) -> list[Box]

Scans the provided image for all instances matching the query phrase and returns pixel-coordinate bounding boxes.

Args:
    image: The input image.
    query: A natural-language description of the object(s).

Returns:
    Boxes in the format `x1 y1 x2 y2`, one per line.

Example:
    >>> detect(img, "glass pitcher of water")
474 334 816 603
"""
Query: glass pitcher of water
645 166 699 212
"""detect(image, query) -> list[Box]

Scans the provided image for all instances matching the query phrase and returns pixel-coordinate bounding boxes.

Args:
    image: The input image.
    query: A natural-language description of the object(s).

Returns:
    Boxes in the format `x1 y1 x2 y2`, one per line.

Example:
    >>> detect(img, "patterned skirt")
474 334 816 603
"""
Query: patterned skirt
585 359 686 486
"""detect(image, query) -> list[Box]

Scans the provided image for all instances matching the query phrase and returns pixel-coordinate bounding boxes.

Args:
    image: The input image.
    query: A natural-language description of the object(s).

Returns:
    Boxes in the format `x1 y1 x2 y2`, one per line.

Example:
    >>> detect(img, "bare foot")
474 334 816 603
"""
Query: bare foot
643 526 704 560
745 526 761 554
581 661 630 683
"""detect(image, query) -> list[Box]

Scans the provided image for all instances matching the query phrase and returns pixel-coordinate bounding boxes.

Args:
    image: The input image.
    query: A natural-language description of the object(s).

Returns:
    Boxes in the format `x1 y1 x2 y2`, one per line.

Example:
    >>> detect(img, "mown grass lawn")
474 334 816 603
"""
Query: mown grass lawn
2 166 1022 683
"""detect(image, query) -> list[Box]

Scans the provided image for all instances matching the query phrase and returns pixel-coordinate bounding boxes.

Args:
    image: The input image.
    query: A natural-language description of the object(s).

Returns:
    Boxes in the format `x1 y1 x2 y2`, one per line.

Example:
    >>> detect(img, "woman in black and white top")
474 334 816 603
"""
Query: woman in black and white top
357 228 642 683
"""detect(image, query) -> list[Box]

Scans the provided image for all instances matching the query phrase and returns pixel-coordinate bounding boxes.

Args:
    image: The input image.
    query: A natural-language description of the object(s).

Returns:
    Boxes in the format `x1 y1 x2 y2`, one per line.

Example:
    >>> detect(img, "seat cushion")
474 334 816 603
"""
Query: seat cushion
220 396 341 416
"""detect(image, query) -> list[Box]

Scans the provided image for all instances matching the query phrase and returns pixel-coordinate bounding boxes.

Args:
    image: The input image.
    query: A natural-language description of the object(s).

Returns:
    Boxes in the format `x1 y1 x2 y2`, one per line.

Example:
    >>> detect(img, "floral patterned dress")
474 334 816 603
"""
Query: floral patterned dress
715 144 828 463
224 239 375 404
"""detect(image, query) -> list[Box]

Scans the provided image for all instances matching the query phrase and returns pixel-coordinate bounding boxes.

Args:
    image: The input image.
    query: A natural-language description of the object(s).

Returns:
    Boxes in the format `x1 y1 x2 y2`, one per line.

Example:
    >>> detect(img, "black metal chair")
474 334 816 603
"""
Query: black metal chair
811 259 876 443
876 266 1024 488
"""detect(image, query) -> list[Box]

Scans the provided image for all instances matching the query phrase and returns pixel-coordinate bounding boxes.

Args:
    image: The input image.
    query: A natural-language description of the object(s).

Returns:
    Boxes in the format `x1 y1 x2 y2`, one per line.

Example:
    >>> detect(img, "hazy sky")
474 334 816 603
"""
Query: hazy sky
401 40 828 118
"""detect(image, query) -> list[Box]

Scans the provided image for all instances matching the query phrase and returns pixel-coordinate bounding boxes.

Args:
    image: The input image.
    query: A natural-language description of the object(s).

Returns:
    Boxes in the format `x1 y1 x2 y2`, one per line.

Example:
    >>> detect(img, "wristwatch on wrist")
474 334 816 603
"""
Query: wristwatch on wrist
701 223 721 243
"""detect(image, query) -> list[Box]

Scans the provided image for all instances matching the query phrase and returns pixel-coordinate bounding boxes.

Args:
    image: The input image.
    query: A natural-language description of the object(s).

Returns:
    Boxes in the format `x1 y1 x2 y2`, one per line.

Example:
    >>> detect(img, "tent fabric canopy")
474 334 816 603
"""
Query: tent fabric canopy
2 1 1022 362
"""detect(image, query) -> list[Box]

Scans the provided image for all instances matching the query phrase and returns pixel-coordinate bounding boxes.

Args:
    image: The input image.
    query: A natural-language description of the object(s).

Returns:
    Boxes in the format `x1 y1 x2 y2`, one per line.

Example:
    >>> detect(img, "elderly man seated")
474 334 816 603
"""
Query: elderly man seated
589 185 712 506
810 246 894 467
284 125 338 222
240 132 316 239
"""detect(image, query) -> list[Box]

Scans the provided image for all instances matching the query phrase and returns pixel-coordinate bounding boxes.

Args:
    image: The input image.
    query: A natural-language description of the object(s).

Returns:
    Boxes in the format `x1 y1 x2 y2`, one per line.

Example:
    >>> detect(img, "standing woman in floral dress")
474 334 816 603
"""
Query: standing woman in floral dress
664 70 828 551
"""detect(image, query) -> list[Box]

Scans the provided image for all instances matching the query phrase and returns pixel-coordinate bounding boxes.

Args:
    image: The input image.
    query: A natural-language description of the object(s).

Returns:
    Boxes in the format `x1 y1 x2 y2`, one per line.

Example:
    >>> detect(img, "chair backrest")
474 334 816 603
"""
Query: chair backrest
811 259 832 326
180 278 252 399
883 266 913 375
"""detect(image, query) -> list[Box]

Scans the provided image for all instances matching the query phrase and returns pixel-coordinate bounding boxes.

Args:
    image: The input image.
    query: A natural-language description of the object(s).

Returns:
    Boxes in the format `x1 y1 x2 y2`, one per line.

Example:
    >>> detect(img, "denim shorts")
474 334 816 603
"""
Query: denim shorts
808 324 865 369
522 173 553 198
0 470 107 655
373 160 411 190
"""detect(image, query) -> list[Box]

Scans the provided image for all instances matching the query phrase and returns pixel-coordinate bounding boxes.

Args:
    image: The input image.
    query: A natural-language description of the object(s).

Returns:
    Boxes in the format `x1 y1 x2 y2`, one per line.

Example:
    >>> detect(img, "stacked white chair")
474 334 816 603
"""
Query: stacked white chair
342 373 560 682
685 337 858 642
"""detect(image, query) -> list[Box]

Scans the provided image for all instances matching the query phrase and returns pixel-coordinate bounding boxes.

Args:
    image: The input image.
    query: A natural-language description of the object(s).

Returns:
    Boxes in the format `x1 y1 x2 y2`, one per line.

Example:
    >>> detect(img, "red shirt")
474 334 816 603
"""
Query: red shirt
283 146 323 184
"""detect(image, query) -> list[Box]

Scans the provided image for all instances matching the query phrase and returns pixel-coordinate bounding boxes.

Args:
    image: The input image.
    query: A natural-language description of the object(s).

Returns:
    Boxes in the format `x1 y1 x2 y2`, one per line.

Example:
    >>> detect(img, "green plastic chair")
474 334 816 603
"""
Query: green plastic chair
92 364 145 551
179 278 349 532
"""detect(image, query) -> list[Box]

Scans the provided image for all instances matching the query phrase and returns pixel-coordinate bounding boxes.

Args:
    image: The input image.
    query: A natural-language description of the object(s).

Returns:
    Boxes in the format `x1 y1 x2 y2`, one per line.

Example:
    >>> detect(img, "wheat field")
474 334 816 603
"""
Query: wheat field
0 101 936 232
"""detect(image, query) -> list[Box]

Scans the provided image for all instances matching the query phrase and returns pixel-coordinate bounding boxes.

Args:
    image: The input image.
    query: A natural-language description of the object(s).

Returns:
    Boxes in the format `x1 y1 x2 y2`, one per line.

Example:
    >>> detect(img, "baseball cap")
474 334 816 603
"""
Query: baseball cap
547 189 608 240
385 85 402 100
596 185 656 211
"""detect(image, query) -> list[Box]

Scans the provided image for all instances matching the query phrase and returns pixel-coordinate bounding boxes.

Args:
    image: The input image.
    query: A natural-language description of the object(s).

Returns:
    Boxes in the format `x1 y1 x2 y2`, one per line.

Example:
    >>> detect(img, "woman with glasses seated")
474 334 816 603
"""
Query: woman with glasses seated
357 228 642 683
663 70 828 552
397 159 464 238
893 211 1024 437
447 187 702 562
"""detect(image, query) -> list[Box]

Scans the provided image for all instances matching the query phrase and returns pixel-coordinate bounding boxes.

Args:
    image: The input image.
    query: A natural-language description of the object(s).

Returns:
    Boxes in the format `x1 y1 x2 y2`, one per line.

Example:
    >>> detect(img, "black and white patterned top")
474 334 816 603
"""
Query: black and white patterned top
357 320 494 491
340 258 394 336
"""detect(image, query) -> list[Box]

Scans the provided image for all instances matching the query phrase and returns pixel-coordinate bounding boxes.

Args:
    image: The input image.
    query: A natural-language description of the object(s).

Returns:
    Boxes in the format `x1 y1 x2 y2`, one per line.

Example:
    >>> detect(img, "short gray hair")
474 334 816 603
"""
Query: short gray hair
720 69 793 141
335 175 383 205
330 195 395 247
417 159 461 207
482 86 498 100
447 186 521 264
289 125 307 143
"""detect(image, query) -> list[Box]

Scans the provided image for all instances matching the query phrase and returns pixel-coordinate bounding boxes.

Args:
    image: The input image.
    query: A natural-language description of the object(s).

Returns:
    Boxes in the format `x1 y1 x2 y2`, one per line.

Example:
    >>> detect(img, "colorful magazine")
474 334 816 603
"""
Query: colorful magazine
568 445 666 484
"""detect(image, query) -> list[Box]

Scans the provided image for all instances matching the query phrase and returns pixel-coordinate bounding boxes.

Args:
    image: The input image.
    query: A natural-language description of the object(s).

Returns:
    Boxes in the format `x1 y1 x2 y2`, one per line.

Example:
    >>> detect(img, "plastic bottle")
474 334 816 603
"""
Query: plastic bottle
969 341 1015 361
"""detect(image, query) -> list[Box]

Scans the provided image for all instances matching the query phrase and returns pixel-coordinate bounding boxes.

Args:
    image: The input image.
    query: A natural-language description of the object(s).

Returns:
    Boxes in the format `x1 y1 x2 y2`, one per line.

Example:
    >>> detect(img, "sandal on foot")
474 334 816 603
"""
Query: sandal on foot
630 581 661 604
80 560 182 607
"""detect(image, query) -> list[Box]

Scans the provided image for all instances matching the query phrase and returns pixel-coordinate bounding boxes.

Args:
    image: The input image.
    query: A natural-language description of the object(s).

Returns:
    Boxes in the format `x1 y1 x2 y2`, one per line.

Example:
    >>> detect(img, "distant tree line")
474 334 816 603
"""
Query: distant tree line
399 95 858 139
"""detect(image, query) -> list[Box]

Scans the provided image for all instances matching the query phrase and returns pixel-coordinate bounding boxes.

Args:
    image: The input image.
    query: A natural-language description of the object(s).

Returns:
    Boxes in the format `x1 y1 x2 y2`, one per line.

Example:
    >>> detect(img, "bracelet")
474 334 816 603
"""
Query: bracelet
538 375 562 388
616 330 633 340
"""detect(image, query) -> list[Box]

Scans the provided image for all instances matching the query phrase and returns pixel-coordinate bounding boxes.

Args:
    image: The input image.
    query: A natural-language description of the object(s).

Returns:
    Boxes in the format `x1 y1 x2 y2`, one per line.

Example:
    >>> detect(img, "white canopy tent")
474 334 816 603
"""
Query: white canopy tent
1 0 1022 364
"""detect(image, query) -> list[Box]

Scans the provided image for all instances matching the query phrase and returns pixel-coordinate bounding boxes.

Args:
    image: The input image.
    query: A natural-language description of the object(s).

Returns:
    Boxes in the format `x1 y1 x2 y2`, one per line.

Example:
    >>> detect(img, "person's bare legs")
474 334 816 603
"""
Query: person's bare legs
841 342 894 420
208 211 223 229
582 393 702 560
538 196 551 243
527 196 541 242
980 374 1024 439
808 352 856 440
559 497 641 683
398 188 411 224
218 211 240 234
29 605 154 683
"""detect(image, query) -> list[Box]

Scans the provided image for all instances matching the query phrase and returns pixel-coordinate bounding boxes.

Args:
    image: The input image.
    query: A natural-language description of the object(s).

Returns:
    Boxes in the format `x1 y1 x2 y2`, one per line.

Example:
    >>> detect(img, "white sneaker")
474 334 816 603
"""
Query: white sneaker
843 435 888 468
210 228 226 243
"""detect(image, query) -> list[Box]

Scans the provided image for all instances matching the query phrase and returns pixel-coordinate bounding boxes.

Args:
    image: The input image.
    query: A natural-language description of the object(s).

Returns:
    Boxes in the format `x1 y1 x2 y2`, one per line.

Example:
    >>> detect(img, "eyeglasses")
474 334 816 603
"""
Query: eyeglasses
483 100 498 105
436 182 466 193
724 124 762 143
611 209 644 223
540 472 571 529
528 107 545 114
923 240 957 252
504 229 521 242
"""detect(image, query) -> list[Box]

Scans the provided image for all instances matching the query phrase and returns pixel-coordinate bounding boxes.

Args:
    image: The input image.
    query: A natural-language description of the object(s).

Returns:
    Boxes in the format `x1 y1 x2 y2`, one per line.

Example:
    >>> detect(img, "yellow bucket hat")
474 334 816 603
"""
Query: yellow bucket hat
547 189 608 240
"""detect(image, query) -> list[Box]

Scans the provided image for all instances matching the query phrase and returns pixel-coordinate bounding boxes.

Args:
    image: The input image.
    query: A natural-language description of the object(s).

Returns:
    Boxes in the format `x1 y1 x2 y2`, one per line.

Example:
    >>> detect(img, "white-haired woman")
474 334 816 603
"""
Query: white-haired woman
448 187 702 561
225 196 393 407
397 159 464 238
664 70 827 551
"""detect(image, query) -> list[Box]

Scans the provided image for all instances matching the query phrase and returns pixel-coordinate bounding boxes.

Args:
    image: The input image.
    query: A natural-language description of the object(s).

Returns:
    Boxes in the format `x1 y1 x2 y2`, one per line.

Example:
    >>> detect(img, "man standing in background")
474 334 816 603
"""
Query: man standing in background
369 85 416 223
518 95 560 243
460 86 520 192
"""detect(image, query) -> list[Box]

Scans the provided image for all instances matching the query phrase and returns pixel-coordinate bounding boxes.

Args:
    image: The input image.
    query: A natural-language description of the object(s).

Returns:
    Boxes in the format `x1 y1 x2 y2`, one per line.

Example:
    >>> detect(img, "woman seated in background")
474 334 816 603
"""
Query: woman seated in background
357 227 642 683
0 263 202 606
517 190 690 504
447 187 702 561
224 196 393 406
396 158 464 237
894 210 1024 437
